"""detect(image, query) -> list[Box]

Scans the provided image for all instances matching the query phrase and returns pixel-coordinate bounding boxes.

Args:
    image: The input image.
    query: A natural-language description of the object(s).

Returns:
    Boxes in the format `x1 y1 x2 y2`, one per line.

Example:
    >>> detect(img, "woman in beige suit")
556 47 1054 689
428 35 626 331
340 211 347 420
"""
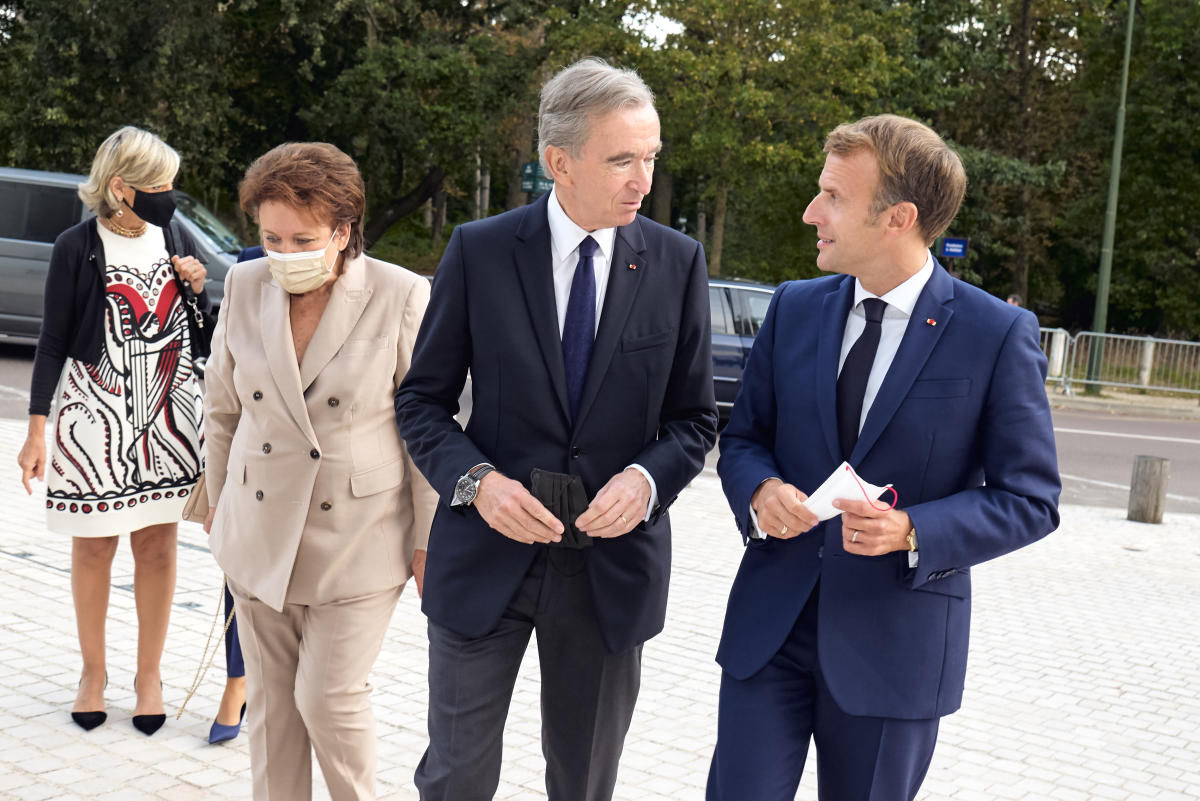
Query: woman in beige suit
202 142 437 801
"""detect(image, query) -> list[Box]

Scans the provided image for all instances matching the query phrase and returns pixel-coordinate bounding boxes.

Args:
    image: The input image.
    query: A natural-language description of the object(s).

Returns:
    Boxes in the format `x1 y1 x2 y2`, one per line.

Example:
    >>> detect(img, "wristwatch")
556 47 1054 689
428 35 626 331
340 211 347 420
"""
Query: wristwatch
906 526 919 552
451 464 496 507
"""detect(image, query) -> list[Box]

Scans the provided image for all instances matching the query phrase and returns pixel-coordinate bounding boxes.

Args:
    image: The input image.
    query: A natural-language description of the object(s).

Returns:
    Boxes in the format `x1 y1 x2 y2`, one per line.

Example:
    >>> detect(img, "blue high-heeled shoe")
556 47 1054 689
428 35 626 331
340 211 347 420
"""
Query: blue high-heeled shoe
208 702 246 744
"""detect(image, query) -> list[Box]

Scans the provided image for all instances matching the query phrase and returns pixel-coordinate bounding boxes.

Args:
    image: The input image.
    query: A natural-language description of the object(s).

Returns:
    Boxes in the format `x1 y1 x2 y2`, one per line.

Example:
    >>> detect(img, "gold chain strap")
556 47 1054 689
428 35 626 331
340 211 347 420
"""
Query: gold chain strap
175 576 237 720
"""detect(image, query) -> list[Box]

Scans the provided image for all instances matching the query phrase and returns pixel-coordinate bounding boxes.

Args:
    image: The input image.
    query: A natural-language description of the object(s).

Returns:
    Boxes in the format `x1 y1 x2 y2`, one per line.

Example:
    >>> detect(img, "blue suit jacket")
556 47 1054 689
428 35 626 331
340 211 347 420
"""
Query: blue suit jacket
395 193 718 654
715 263 1060 719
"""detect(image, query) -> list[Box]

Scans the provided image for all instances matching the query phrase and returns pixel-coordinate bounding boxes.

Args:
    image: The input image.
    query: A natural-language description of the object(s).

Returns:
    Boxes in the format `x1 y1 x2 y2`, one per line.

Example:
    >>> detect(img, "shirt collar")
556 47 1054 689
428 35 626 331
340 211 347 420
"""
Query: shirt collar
853 250 935 318
547 188 616 265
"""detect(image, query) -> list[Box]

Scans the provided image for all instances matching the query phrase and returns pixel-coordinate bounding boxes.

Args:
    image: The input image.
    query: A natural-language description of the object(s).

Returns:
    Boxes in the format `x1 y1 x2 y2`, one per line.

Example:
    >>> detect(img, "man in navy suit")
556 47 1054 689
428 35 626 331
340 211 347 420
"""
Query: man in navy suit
395 58 717 801
707 114 1060 801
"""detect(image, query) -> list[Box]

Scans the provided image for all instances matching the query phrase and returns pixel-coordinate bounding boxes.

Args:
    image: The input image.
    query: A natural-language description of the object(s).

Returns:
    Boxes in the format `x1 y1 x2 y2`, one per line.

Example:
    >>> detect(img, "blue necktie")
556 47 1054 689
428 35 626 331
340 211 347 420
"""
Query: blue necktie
837 298 887 460
562 236 598 420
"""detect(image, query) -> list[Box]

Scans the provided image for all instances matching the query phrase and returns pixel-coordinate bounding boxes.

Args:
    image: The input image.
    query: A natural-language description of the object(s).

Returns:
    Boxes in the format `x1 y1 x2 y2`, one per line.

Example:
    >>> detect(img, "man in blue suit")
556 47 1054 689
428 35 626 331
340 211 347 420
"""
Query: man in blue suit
707 115 1060 801
395 59 718 801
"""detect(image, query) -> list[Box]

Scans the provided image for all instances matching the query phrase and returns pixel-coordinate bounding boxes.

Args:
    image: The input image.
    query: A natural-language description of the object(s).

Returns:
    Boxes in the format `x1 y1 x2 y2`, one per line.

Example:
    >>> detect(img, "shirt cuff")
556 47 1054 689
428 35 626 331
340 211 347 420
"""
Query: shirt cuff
908 550 919 568
628 464 658 521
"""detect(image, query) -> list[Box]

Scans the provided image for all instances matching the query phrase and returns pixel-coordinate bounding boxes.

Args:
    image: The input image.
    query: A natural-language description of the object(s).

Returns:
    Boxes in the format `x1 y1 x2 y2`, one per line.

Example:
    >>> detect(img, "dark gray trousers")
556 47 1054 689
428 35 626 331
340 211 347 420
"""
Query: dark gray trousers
415 549 643 801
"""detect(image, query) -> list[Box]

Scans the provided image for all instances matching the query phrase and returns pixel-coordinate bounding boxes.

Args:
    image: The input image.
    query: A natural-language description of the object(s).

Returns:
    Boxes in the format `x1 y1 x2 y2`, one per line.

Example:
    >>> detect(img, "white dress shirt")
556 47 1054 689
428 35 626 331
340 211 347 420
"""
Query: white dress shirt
749 252 935 564
546 190 658 520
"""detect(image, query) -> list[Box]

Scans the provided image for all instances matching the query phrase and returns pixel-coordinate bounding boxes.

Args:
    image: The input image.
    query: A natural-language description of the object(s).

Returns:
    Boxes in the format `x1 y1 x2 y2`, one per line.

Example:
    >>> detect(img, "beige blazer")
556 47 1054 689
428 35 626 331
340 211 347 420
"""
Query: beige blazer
204 253 437 612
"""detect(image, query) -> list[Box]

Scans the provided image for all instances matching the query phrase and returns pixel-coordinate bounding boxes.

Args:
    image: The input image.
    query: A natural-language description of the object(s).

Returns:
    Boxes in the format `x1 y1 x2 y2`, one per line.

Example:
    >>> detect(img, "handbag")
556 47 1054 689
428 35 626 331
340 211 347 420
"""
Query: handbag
182 473 209 524
163 220 216 361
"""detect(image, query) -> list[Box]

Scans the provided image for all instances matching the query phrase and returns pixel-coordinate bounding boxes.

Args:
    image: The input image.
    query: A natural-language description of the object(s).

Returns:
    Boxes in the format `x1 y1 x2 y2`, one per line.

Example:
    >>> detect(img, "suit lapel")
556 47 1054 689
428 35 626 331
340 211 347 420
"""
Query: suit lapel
259 280 319 447
513 194 571 422
817 277 856 464
299 254 372 391
852 263 955 461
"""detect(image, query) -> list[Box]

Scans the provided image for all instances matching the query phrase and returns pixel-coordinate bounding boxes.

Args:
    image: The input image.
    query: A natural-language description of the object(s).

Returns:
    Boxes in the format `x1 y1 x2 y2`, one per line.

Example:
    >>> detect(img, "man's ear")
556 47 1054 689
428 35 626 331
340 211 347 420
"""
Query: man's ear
542 146 572 186
886 201 920 237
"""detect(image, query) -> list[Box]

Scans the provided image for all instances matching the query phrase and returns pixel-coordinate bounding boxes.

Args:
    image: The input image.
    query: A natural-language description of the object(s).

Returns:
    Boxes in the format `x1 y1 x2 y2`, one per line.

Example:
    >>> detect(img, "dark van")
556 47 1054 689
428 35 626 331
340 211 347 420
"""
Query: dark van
708 277 776 417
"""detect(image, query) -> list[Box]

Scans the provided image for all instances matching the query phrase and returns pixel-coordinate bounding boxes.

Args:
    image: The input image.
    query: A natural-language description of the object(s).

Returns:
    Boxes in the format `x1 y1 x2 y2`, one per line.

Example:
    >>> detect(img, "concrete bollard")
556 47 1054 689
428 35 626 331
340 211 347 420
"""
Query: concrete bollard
1138 339 1155 387
1127 455 1169 524
1048 329 1067 379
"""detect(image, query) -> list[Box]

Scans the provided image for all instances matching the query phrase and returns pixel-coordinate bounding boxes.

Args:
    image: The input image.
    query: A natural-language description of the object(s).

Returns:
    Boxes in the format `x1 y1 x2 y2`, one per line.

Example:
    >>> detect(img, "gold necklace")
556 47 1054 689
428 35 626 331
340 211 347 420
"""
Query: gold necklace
103 215 147 238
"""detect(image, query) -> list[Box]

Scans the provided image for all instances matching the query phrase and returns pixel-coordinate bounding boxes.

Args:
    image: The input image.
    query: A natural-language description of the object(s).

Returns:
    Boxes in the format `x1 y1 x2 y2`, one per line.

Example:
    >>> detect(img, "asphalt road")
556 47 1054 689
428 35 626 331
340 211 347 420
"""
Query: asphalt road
3 342 1198 513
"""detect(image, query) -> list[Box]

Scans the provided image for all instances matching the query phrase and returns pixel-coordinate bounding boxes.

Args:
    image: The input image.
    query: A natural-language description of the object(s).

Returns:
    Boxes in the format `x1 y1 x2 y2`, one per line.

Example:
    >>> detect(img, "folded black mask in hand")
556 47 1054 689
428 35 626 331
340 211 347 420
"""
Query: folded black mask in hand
530 468 592 549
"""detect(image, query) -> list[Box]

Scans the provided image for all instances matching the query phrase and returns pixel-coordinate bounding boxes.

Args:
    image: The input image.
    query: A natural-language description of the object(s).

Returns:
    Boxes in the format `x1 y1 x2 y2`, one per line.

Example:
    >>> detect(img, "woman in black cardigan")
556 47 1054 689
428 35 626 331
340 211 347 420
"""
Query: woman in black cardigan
16 126 209 735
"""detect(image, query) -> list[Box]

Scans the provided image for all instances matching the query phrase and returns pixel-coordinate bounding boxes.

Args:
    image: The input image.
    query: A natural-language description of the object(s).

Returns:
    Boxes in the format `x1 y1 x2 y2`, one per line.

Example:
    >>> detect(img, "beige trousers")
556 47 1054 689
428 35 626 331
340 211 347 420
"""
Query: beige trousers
229 579 402 801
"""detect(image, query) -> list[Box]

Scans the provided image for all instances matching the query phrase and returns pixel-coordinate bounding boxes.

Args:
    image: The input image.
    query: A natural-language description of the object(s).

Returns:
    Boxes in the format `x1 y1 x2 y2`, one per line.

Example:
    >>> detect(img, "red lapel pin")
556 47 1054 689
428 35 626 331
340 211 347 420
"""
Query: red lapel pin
926 318 937 326
628 263 638 271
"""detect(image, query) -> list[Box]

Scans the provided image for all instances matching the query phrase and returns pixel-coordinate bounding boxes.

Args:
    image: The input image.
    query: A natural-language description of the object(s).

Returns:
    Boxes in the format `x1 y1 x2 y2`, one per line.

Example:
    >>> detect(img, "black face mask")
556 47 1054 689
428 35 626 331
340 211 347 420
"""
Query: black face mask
123 188 176 228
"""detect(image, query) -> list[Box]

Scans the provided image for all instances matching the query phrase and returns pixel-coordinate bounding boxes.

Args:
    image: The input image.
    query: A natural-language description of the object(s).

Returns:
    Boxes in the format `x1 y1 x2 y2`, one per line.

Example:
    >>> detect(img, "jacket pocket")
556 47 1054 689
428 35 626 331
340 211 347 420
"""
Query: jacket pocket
350 456 406 497
339 335 389 357
907 378 971 399
621 328 674 353
913 567 970 599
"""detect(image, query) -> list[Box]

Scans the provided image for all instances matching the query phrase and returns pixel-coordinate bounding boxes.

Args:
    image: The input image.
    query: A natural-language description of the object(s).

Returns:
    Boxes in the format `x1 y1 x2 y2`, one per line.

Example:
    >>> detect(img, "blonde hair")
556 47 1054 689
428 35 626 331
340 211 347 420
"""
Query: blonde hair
78 126 180 217
824 114 966 246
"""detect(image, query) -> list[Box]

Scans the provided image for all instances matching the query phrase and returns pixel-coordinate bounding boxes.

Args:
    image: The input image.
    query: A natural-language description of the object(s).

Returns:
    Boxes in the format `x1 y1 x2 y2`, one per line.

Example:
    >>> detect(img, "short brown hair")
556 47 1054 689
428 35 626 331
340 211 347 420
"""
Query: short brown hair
824 114 966 246
239 142 366 258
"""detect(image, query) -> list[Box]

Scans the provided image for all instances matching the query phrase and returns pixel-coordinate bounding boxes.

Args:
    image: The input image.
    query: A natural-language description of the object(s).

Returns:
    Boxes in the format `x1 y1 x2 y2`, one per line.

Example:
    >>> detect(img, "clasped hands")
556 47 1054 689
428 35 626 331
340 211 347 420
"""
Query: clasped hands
750 478 911 556
474 467 650 545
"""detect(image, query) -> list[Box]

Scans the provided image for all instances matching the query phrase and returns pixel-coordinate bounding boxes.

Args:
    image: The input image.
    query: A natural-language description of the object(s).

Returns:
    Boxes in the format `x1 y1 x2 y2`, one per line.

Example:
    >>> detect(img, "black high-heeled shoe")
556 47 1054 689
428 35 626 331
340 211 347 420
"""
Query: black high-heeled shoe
71 710 107 731
71 670 108 731
132 677 166 736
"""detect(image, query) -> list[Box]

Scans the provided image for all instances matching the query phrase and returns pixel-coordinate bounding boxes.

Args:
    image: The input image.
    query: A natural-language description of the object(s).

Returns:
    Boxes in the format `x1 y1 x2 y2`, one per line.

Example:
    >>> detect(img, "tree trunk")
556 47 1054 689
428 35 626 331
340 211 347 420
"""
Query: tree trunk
697 210 707 250
710 180 728 275
362 166 445 249
471 149 482 220
505 114 536 210
652 169 672 227
431 184 447 243
1011 0 1035 304
480 165 491 218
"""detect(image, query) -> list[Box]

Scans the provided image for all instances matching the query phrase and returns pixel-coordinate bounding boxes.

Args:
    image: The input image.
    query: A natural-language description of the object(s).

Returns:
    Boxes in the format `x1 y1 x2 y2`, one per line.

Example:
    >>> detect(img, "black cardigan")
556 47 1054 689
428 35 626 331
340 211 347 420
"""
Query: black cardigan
28 217 210 416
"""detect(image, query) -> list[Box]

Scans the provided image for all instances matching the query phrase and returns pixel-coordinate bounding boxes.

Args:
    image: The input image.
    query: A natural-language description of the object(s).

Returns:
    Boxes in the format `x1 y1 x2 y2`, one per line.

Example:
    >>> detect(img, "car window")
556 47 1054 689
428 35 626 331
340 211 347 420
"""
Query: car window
709 287 734 335
0 180 83 243
734 289 774 336
174 192 245 254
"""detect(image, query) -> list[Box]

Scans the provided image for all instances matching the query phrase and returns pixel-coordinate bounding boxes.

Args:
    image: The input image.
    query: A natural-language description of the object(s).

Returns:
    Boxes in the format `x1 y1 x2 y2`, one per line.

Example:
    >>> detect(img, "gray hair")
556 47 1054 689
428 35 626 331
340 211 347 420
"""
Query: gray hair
537 58 655 171
78 126 180 217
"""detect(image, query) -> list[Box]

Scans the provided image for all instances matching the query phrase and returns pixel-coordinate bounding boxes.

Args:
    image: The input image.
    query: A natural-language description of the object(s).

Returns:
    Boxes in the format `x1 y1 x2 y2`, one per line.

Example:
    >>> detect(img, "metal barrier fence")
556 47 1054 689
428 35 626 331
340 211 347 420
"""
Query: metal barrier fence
1038 327 1200 396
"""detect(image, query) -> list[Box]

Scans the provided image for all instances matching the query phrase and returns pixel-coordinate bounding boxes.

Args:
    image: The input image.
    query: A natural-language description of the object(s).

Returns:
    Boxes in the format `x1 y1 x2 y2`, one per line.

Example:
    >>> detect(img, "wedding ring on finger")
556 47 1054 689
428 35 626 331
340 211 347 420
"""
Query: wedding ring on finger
619 514 628 526
780 525 788 537
852 531 860 543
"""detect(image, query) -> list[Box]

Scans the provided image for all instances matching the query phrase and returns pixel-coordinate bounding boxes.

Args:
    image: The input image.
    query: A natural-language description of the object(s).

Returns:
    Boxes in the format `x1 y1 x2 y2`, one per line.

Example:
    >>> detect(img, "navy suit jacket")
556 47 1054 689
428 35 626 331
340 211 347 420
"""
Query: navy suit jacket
715 263 1060 719
395 193 718 654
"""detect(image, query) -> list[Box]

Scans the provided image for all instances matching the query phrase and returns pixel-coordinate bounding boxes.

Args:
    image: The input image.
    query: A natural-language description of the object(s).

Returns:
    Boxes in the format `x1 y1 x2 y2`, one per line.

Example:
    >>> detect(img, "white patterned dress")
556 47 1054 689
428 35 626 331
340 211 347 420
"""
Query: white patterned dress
45 224 204 536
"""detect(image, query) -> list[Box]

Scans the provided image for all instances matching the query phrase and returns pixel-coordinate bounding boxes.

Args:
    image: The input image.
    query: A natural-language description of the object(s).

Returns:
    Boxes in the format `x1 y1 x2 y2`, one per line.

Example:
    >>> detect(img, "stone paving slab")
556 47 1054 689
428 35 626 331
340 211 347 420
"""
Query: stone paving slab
1 417 1198 800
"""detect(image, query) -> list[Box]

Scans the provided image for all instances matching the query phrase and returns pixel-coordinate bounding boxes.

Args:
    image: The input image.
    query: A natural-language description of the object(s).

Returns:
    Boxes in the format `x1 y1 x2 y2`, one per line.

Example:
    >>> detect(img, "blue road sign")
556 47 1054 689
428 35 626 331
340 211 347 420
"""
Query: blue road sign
940 237 969 259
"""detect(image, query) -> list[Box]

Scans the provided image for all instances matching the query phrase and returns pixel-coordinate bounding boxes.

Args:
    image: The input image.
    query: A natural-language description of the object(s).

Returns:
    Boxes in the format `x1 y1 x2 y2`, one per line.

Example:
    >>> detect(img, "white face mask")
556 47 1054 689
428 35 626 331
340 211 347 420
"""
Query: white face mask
266 230 338 294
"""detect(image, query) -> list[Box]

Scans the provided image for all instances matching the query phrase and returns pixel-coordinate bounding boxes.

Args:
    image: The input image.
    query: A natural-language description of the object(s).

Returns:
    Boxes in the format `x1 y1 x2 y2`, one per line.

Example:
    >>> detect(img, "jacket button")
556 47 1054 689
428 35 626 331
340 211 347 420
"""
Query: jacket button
252 391 263 401
327 397 339 407
320 501 332 511
817 546 824 559
262 443 272 454
571 447 581 459
255 490 264 501
310 449 320 460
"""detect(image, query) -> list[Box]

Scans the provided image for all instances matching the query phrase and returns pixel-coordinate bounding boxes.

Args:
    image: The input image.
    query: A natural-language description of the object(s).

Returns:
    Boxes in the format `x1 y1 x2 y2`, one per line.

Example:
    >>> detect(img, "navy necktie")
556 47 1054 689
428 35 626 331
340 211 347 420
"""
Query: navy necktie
562 236 598 420
837 297 887 460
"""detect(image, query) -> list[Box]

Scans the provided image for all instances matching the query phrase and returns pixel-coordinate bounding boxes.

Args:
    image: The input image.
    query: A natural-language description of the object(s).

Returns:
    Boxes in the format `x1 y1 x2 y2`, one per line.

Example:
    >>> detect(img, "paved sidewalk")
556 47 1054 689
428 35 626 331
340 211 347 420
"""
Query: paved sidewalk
1 416 1198 800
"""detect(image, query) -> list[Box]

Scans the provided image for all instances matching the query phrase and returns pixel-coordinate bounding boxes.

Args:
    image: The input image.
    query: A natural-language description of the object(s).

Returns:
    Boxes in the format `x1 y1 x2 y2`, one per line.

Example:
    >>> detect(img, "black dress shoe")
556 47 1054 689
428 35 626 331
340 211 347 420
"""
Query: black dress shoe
71 710 107 731
132 713 166 736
